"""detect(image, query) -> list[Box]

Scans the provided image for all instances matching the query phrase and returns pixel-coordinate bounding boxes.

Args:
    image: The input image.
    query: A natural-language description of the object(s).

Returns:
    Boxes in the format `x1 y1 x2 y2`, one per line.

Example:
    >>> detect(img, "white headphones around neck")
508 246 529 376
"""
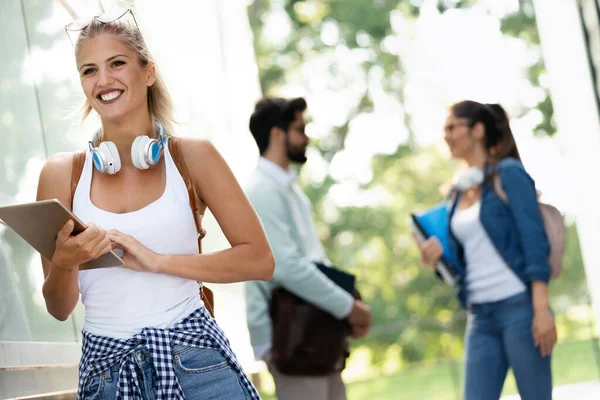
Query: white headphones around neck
88 121 166 175
453 167 485 191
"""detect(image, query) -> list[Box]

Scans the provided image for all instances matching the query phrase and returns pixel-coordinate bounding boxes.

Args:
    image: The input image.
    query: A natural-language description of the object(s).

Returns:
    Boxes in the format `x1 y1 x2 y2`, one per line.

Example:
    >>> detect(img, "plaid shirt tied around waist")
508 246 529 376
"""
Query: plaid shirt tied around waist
77 307 259 399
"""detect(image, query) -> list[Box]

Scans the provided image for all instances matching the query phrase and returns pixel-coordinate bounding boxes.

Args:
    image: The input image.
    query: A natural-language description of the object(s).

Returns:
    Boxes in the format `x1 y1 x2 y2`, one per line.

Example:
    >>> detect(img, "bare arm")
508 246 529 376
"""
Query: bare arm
111 139 274 282
37 153 111 321
37 153 80 321
532 281 550 312
169 139 274 282
531 280 556 356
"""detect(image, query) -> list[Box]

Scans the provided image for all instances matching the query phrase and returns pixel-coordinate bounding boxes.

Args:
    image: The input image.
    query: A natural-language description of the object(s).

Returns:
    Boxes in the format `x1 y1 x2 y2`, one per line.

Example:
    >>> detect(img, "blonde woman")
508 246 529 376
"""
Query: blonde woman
36 9 273 399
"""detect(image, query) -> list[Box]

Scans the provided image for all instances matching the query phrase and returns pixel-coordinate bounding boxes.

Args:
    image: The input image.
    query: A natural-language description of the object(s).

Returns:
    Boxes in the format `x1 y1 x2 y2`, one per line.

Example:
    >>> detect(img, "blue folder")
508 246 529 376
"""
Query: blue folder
410 203 460 285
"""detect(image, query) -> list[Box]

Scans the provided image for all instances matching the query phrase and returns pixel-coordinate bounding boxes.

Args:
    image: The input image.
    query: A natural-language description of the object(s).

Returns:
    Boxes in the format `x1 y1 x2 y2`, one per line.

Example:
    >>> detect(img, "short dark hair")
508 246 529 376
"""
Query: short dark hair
248 97 307 154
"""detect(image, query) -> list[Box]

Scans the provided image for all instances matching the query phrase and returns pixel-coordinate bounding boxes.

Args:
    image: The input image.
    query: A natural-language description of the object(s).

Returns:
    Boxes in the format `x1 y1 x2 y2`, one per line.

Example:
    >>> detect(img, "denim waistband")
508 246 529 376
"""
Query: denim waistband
469 291 531 314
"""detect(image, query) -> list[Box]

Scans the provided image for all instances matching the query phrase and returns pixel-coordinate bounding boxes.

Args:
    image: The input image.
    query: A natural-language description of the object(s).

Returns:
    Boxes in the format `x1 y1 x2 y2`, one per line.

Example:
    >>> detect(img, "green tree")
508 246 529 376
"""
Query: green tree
247 0 589 370
499 0 556 136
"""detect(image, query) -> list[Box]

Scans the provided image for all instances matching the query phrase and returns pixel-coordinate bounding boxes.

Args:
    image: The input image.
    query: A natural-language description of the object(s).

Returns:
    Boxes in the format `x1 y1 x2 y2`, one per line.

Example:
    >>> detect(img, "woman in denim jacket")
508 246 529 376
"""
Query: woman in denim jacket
415 101 556 399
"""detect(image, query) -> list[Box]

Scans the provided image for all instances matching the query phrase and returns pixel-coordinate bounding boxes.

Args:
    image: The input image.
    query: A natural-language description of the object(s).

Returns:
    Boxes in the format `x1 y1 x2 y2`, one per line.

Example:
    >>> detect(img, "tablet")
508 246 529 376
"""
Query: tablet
0 198 124 270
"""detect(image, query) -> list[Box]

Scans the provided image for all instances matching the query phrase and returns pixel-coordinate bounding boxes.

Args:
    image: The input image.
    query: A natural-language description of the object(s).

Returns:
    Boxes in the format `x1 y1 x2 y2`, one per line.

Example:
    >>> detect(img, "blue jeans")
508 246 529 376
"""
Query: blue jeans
464 292 553 400
82 345 252 399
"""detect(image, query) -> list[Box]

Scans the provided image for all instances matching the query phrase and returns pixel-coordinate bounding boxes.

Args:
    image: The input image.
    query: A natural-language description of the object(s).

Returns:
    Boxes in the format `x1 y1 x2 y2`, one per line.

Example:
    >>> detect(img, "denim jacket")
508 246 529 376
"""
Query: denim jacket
447 158 551 308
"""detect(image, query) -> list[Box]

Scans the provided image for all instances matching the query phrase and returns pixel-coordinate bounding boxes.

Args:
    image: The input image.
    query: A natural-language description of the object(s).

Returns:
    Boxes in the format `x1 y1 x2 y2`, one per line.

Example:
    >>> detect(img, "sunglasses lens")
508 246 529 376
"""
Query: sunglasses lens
65 9 136 46
97 8 129 23
65 17 93 31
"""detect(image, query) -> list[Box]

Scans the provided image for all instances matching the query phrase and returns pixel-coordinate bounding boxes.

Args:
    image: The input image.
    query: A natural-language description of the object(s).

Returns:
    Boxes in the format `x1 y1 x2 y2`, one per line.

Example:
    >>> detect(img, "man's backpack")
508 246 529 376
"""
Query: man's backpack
69 137 215 317
493 175 565 279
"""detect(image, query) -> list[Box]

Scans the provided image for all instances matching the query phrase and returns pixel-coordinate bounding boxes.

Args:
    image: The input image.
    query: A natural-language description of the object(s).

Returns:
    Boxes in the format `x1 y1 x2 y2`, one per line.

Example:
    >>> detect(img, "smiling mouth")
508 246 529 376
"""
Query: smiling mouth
97 90 123 104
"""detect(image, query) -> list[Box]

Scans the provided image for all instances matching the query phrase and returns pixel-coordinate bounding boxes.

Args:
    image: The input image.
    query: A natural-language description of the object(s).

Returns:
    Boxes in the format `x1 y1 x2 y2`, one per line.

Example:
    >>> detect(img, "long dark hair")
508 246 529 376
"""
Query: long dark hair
450 100 521 163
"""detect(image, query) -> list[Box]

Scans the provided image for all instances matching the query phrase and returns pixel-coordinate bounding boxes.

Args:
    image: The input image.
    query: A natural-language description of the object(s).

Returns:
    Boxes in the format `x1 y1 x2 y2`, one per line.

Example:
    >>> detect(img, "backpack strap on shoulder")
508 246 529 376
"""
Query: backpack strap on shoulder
168 137 207 250
70 151 86 210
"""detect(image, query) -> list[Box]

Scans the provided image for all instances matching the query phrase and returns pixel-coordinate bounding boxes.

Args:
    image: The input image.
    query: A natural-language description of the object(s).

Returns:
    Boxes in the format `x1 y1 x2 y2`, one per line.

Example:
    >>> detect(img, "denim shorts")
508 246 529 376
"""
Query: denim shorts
82 344 252 400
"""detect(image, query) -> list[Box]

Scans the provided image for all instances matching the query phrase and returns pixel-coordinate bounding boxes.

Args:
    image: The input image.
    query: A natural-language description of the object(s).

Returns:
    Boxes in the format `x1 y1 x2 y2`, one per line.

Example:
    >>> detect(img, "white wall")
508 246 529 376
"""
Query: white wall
533 0 600 330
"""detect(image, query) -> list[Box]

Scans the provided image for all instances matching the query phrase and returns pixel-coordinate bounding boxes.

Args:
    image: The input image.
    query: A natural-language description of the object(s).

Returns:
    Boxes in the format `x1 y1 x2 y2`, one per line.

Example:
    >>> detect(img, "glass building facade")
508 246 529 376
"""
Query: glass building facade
1 1 261 397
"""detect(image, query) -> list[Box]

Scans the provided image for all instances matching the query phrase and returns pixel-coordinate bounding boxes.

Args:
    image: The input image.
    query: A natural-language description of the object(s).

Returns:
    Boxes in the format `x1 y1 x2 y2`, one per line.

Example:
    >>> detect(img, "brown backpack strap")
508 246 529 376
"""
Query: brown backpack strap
168 137 214 317
70 151 86 210
168 137 207 250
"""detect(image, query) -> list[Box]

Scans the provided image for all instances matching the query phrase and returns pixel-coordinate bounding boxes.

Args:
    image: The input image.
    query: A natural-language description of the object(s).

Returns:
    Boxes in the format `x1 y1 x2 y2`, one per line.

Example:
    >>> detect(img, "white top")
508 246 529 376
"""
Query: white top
451 201 526 304
73 138 203 339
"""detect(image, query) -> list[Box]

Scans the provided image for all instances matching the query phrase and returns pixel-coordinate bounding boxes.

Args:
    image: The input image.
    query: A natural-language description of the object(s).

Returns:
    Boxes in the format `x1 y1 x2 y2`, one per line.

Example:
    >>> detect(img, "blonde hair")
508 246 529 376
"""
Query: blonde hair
75 18 175 136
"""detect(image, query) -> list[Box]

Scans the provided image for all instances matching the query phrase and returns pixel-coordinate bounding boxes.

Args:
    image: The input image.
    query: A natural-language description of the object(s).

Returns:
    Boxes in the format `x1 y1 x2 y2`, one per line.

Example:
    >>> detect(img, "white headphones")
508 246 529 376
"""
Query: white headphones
453 167 484 191
88 121 166 175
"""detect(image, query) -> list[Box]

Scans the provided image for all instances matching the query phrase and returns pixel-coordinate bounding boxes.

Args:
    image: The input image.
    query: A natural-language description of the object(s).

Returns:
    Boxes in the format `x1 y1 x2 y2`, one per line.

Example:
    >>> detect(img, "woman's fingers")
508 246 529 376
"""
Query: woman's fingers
108 230 132 249
421 237 443 265
533 321 557 357
56 220 75 243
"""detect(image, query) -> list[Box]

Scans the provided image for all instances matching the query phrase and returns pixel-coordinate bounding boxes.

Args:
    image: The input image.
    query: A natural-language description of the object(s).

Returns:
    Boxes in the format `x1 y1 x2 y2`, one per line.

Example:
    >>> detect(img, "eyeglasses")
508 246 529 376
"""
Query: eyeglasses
443 121 472 135
64 8 138 46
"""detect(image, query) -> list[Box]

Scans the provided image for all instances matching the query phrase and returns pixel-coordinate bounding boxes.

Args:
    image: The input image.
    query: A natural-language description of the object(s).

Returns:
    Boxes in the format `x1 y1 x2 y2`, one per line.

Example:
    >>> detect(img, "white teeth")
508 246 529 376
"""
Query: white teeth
100 91 121 102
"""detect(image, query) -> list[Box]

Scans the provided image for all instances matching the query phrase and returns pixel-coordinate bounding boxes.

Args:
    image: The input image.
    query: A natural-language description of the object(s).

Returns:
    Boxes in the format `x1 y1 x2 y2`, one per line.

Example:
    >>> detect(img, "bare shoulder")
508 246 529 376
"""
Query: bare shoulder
175 137 242 205
40 152 74 181
177 137 223 170
37 152 76 204
43 152 74 170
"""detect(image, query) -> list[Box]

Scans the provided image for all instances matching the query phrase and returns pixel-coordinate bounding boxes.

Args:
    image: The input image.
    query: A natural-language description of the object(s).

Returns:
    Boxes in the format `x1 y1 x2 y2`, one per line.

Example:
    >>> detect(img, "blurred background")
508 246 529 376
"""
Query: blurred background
2 0 600 399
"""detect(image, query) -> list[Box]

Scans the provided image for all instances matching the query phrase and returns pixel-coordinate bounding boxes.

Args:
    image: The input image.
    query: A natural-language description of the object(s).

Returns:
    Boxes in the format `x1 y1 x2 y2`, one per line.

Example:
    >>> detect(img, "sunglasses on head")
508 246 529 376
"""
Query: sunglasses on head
64 8 138 46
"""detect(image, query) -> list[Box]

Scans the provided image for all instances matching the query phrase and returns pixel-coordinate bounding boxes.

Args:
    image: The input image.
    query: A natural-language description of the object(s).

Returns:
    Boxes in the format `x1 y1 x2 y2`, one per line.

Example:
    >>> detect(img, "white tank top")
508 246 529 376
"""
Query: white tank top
451 201 526 304
73 137 204 339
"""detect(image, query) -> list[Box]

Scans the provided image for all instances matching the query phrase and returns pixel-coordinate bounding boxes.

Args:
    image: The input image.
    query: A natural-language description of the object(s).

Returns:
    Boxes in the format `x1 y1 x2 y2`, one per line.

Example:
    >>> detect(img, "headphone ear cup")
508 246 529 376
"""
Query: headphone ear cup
146 139 161 166
91 148 106 173
97 142 121 175
131 136 142 169
132 136 150 170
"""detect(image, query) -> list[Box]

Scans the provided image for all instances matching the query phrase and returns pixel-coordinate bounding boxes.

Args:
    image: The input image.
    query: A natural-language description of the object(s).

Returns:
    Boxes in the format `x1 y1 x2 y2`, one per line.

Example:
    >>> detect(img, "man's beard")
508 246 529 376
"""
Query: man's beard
285 138 307 164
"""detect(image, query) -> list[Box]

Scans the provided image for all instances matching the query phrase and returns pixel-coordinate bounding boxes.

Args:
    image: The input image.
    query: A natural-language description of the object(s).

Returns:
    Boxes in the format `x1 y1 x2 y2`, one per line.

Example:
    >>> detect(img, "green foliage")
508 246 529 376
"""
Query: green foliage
260 338 600 399
303 145 470 366
499 0 556 136
248 0 408 95
247 0 589 370
500 0 538 44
